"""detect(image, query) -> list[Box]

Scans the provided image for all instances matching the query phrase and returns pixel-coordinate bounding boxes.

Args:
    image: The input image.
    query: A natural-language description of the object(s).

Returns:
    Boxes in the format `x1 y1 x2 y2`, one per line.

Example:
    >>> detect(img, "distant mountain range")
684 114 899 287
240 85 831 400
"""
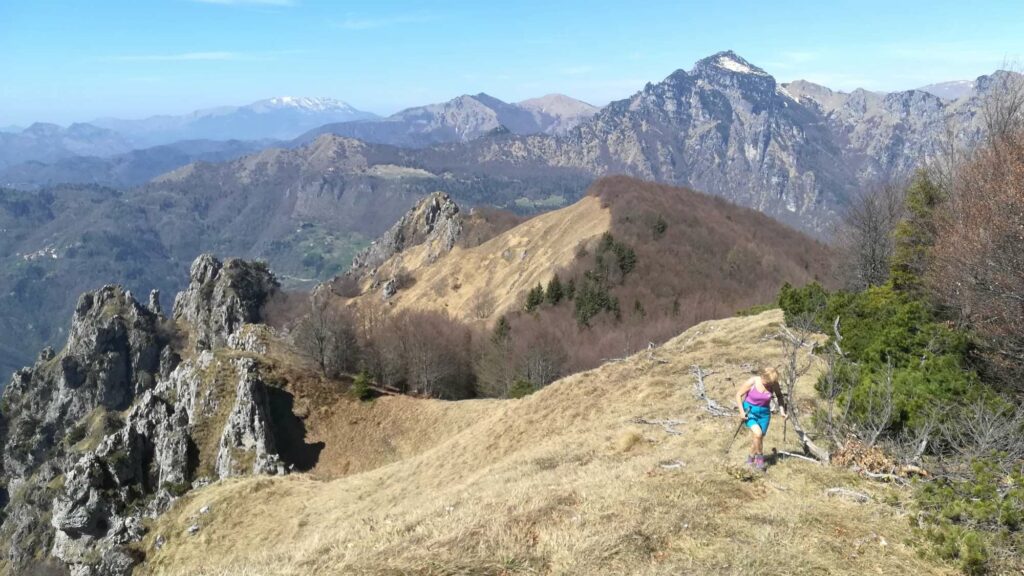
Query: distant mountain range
0 93 597 187
92 96 378 146
0 122 134 169
0 138 272 190
299 93 598 147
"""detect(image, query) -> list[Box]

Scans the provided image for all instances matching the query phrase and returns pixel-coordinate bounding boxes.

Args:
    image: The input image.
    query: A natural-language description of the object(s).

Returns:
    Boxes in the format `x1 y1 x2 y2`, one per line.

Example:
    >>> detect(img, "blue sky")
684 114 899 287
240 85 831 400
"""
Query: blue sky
2 0 1022 125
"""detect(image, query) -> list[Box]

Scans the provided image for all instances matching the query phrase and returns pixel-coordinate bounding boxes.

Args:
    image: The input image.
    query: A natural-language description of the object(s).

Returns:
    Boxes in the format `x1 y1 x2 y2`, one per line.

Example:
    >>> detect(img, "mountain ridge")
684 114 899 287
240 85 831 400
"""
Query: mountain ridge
90 96 379 146
298 92 600 147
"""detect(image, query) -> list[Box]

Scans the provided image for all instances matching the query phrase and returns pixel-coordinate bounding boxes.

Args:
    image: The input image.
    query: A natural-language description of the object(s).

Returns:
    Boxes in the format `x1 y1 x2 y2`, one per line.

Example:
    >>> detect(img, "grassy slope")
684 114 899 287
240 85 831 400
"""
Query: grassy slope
137 310 950 576
355 194 611 323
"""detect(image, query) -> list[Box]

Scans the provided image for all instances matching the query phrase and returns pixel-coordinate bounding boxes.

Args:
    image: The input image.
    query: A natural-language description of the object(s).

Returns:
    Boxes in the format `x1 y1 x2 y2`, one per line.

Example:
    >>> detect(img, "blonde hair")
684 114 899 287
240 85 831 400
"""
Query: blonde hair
760 367 780 385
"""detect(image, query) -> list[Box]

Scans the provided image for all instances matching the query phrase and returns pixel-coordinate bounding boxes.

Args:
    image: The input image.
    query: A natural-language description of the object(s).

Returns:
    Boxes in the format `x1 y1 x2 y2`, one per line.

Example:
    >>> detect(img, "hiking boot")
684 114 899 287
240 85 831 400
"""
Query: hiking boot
745 455 754 467
753 455 766 471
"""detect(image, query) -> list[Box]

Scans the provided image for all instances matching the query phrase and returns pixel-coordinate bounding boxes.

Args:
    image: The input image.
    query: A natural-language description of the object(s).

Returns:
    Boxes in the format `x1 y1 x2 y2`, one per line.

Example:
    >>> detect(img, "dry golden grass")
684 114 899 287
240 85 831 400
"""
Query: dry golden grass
136 310 952 576
356 195 610 324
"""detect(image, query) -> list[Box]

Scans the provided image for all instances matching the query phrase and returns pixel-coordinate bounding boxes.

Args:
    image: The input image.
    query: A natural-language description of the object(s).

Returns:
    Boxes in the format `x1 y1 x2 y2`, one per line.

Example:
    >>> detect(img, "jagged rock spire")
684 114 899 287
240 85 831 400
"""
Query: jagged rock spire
172 254 280 351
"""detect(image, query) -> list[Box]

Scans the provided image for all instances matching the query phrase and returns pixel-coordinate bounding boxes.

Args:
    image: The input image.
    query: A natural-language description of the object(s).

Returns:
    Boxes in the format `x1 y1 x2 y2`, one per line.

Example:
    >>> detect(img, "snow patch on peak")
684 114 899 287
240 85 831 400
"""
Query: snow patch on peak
776 85 796 101
249 97 356 113
716 55 765 75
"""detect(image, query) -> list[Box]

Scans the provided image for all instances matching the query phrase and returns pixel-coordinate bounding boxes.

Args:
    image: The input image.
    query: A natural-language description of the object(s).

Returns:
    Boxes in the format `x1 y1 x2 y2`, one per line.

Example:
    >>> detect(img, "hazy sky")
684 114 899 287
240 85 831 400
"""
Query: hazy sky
2 0 1023 125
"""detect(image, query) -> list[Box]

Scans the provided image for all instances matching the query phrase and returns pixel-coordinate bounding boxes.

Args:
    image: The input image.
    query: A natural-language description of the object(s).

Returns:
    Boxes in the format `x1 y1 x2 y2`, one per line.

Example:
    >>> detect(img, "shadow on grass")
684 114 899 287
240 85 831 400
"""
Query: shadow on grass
266 387 324 471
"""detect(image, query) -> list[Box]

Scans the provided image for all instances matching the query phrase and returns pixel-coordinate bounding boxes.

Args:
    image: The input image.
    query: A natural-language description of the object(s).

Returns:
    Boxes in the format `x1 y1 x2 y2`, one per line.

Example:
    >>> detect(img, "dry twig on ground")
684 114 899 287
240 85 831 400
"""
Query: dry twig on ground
690 365 733 417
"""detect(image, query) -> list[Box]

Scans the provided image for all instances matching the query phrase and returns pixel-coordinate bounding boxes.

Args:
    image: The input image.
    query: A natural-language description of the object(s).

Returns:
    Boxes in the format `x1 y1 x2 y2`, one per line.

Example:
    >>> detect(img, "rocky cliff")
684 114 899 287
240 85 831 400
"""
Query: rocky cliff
0 254 287 575
337 191 464 299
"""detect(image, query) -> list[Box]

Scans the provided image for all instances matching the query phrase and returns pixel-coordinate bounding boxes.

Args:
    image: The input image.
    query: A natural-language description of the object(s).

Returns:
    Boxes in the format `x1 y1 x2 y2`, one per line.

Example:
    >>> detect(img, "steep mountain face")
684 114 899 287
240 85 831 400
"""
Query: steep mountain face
0 255 292 575
0 138 271 190
452 53 1017 232
298 92 598 147
342 191 464 298
0 123 135 169
92 97 378 147
447 51 848 231
782 79 978 184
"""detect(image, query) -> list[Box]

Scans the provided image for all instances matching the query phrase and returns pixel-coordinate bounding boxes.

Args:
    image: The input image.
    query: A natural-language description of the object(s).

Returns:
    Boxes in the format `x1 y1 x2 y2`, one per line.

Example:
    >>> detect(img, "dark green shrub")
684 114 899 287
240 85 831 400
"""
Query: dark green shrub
64 423 87 446
652 215 668 239
823 285 978 432
350 372 374 402
735 303 776 317
574 277 619 326
524 284 545 312
162 481 191 497
545 275 564 305
914 460 1023 575
508 380 535 399
777 281 828 329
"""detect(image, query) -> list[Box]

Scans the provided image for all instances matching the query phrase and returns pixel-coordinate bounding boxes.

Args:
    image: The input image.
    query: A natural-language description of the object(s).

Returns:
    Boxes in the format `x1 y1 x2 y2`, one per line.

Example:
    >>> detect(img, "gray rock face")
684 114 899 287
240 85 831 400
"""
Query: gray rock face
215 358 285 478
348 191 463 275
0 285 168 572
172 254 280 351
335 191 462 300
1 255 290 575
2 285 166 481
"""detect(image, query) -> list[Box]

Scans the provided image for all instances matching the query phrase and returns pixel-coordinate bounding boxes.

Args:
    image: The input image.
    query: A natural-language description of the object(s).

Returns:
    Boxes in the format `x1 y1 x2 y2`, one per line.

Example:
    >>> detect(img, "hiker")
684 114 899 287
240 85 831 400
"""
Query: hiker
735 367 787 471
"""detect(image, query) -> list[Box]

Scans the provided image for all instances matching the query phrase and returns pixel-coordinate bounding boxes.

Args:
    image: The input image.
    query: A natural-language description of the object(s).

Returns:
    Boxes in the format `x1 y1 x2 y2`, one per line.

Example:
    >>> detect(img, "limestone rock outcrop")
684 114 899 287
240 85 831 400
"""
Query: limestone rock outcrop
215 358 284 478
333 192 463 300
0 254 290 575
172 254 279 351
348 192 463 276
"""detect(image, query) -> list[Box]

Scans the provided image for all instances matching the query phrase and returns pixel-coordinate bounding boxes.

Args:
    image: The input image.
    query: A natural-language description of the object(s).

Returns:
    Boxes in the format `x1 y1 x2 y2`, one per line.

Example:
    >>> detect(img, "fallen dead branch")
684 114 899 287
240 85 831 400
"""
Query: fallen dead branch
629 417 685 436
777 450 823 465
826 487 871 503
690 365 734 417
860 470 910 487
777 326 832 463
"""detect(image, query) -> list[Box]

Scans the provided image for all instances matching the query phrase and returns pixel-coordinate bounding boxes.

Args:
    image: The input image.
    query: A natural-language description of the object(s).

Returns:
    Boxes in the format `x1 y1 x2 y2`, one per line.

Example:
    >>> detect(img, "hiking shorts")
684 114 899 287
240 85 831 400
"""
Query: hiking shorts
743 401 771 435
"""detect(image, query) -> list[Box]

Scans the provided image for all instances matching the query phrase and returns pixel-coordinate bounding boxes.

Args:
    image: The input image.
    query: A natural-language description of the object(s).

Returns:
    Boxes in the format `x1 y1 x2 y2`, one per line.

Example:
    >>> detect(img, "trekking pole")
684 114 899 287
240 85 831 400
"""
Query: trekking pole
783 413 788 446
723 408 750 454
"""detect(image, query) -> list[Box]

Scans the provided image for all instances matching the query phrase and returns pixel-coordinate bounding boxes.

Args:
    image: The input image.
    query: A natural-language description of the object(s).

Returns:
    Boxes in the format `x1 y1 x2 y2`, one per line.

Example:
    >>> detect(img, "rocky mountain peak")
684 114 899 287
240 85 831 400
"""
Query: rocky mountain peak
692 50 769 77
172 254 280 351
688 51 776 100
974 69 1024 97
340 192 463 298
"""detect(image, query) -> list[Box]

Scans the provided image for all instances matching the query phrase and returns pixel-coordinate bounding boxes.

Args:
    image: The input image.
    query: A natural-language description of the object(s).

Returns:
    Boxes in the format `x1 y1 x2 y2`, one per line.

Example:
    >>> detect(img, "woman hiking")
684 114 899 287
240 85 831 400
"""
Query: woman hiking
735 367 787 471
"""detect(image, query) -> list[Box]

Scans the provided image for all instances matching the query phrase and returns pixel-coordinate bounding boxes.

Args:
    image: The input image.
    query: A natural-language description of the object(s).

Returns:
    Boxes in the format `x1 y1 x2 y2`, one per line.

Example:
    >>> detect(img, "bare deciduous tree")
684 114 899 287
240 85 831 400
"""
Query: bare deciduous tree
982 65 1024 144
837 183 905 290
777 322 831 462
294 297 332 375
515 322 568 390
931 129 1024 389
937 401 1024 476
293 296 359 377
